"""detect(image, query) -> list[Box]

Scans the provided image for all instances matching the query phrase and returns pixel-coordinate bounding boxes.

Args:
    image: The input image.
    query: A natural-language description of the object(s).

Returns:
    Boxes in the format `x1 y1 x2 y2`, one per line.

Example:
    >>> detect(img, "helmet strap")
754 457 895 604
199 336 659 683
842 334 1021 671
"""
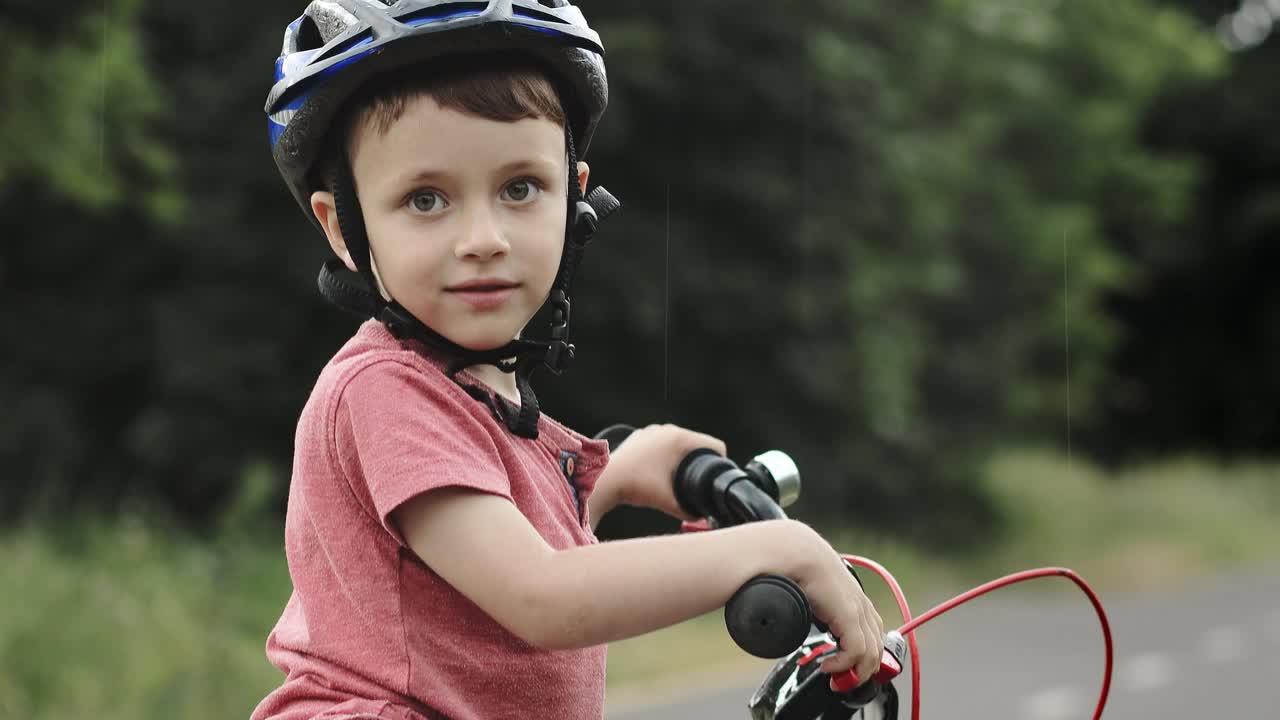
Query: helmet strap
332 157 383 312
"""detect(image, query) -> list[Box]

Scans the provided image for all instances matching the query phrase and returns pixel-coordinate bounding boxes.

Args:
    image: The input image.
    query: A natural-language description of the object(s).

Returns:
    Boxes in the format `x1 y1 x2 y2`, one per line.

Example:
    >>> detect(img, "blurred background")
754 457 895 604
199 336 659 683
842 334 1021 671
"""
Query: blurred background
2 0 1278 718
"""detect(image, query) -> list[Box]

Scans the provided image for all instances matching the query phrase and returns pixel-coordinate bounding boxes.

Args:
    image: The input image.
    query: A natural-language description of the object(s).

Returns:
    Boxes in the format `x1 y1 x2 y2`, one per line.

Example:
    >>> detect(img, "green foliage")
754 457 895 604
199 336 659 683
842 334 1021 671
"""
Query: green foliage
0 0 181 218
0 0 344 526
577 0 1225 540
1090 3 1280 458
0 0 1247 543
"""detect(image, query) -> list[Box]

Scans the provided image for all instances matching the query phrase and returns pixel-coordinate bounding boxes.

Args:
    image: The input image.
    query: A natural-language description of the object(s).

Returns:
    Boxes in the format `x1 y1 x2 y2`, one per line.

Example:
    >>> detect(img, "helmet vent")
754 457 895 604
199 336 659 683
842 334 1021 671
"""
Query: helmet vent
296 16 325 52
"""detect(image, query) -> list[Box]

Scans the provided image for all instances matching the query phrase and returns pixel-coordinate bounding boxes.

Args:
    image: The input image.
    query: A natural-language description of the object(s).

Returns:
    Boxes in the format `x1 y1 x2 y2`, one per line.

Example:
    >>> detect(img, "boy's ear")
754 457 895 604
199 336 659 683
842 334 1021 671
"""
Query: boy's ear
311 190 359 273
576 161 590 197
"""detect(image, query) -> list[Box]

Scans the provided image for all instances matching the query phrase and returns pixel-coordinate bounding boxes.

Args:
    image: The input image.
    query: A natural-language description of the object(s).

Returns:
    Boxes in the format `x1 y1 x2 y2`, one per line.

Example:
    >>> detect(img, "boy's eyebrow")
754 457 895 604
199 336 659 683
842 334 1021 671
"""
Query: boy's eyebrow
394 157 560 186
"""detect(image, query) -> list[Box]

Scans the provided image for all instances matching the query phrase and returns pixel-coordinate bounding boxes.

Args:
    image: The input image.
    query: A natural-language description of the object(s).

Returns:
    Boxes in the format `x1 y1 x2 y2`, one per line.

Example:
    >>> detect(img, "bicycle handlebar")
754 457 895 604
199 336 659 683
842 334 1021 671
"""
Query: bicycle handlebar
593 426 892 678
666 445 817 662
593 425 911 718
668 441 902 697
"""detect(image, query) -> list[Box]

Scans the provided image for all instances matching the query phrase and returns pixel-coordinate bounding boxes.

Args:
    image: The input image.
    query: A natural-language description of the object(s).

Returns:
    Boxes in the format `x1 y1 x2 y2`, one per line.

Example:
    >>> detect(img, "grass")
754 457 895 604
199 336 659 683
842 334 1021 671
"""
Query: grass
1 450 1277 717
974 449 1280 588
0 515 291 719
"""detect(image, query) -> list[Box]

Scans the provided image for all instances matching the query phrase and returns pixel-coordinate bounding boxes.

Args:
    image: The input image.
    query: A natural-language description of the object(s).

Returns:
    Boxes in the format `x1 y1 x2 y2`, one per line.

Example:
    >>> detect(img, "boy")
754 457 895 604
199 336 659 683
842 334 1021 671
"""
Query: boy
254 2 882 719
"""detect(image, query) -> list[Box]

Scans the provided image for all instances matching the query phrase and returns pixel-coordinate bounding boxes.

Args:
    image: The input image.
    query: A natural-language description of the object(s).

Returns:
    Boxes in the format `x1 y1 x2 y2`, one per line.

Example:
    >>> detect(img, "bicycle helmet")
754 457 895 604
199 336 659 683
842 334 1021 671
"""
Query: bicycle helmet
265 0 620 438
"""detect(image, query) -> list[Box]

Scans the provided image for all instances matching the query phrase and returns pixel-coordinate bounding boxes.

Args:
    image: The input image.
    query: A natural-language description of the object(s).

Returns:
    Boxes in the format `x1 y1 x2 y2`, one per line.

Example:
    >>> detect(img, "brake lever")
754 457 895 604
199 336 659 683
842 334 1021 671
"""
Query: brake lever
793 632 903 700
828 630 906 694
829 646 903 692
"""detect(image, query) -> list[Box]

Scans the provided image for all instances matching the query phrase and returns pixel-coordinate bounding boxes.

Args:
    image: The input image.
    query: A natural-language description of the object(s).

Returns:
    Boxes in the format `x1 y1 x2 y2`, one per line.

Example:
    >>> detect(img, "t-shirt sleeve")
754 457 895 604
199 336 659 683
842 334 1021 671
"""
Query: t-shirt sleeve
334 358 512 546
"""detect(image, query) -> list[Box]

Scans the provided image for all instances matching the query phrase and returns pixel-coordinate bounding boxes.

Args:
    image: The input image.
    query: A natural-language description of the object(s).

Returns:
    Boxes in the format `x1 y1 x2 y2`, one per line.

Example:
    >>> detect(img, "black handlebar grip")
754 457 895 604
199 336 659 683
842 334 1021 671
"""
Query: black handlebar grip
724 574 813 658
673 447 723 518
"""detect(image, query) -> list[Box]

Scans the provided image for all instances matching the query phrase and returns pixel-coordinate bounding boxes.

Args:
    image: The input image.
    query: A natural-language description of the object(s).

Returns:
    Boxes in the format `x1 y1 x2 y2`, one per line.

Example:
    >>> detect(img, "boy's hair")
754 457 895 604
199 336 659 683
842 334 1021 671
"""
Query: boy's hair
316 54 567 192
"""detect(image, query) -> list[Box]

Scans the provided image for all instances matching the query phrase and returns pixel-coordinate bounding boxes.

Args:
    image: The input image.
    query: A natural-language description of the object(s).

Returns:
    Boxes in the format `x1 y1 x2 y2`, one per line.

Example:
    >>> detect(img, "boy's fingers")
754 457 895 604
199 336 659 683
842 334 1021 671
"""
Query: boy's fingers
819 622 851 673
859 596 885 666
838 611 878 686
833 623 868 675
862 595 884 638
821 652 853 674
687 430 726 456
862 600 883 653
854 655 877 688
860 610 883 677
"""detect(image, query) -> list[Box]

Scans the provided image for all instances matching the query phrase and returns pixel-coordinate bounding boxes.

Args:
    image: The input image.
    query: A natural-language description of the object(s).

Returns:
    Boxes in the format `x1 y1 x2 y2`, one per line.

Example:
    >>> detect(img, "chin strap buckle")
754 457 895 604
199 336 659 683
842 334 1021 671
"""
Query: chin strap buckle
376 301 412 338
377 303 417 339
571 200 599 246
545 289 575 373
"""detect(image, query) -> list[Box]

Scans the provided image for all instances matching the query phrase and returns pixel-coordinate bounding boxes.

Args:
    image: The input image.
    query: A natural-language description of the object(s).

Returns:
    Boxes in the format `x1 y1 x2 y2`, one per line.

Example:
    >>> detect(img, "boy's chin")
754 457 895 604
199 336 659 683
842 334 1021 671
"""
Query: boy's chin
447 330 524 354
423 312 530 354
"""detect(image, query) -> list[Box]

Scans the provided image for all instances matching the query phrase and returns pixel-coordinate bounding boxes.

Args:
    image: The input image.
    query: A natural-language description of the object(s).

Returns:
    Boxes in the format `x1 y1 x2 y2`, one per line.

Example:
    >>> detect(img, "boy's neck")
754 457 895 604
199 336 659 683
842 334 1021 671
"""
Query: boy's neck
464 362 521 406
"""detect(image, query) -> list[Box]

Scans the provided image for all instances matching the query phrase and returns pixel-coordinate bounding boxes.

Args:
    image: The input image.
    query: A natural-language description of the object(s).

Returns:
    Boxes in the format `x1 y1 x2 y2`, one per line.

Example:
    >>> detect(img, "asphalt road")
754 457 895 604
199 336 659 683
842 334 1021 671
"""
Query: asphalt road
608 568 1280 720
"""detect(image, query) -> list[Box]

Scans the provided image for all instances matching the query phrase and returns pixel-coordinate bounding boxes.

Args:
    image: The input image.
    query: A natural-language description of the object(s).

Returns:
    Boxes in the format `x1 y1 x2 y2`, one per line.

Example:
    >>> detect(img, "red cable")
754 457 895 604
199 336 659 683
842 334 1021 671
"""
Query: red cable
843 555 923 718
840 561 1114 720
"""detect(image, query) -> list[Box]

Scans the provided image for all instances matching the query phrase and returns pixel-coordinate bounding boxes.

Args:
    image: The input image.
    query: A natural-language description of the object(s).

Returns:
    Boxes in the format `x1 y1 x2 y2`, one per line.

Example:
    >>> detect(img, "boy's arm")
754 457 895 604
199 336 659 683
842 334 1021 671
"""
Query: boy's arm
586 467 621 529
391 486 827 651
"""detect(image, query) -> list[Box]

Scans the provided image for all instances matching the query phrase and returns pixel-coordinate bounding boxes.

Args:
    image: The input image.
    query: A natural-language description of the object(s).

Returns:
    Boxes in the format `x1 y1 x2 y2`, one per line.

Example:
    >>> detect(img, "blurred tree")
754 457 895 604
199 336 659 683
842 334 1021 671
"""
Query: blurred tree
1091 1 1280 459
0 0 183 516
0 0 179 214
577 0 1224 543
0 0 1231 544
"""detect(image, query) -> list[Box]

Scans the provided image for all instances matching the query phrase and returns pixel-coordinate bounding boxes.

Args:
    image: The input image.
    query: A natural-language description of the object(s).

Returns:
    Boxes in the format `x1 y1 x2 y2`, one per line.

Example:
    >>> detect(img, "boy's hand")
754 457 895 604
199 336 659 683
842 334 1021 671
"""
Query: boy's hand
791 527 886 684
601 423 726 521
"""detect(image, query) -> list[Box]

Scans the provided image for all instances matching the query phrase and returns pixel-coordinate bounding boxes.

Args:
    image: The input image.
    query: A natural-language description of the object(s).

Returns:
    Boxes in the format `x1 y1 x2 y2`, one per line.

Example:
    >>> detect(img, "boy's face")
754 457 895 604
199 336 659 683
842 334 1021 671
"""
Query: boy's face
313 94 588 351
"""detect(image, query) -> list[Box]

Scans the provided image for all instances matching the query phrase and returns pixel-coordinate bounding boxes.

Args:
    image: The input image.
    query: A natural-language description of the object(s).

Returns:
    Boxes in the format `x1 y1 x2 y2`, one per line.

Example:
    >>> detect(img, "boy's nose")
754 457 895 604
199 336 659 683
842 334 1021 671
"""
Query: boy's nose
454 207 510 261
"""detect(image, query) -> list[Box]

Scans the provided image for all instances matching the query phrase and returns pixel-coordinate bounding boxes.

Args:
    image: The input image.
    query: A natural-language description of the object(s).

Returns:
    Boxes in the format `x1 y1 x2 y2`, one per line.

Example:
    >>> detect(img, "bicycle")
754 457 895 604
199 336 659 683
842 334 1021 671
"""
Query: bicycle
595 425 1115 720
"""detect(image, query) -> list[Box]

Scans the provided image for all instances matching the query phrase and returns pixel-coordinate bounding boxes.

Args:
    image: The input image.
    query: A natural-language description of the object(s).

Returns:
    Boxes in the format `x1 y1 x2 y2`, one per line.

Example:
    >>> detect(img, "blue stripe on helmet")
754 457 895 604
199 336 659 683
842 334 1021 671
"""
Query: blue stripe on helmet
515 23 563 37
317 45 378 82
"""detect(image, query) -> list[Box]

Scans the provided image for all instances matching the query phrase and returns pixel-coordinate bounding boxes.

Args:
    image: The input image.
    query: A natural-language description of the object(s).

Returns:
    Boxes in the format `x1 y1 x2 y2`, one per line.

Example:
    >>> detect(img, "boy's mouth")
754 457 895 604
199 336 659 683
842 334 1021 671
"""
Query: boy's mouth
445 278 521 310
445 278 520 292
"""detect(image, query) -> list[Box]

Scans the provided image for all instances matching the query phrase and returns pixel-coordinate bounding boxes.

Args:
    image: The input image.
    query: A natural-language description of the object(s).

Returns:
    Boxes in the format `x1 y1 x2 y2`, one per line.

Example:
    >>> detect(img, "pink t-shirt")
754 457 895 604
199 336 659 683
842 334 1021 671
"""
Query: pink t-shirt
252 320 610 720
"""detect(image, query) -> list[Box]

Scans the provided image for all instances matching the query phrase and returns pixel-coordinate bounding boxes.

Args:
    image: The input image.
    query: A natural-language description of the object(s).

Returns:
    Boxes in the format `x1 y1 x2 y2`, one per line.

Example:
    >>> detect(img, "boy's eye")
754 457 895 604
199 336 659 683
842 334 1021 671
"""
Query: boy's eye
408 190 443 213
503 178 541 203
